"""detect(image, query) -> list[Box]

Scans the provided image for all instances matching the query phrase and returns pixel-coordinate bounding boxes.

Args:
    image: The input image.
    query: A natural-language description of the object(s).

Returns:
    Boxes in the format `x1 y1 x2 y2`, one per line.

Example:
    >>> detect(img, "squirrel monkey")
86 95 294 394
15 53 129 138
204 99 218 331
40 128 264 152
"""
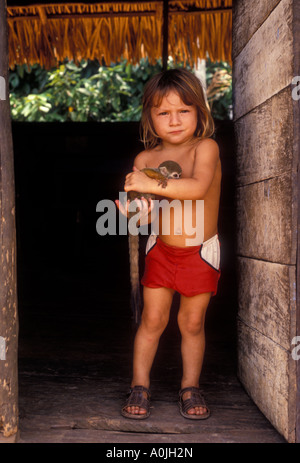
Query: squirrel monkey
128 160 182 325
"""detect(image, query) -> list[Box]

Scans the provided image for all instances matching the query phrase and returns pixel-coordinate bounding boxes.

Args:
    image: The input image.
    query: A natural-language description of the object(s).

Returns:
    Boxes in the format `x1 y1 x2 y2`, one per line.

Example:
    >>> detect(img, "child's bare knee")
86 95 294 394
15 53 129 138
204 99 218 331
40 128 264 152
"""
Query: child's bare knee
142 310 169 334
178 313 204 336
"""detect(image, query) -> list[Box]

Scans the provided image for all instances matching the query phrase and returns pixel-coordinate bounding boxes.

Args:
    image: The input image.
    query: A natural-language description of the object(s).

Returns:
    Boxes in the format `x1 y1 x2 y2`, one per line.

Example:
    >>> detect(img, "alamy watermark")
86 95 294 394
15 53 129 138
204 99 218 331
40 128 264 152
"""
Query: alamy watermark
96 192 204 246
0 76 6 101
292 76 300 101
287 75 300 362
0 336 6 360
291 336 300 361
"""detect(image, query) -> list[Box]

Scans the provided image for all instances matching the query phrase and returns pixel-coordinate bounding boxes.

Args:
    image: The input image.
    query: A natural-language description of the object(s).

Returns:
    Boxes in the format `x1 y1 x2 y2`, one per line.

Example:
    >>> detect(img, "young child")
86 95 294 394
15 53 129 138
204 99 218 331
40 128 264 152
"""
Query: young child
117 68 221 420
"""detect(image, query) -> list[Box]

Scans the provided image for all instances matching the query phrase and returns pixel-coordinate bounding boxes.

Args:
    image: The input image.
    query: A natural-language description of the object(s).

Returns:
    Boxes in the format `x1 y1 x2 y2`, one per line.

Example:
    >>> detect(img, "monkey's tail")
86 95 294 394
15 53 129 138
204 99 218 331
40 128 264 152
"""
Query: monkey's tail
128 232 142 326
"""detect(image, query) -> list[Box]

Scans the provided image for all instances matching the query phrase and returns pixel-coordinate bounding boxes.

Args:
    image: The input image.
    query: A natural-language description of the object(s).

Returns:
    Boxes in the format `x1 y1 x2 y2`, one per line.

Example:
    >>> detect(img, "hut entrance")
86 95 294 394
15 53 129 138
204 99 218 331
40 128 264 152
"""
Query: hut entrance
0 0 299 443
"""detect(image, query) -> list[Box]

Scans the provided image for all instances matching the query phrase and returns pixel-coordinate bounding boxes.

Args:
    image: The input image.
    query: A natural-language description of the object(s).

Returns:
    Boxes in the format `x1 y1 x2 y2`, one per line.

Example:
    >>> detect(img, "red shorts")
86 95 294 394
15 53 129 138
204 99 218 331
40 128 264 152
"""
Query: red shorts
141 234 221 297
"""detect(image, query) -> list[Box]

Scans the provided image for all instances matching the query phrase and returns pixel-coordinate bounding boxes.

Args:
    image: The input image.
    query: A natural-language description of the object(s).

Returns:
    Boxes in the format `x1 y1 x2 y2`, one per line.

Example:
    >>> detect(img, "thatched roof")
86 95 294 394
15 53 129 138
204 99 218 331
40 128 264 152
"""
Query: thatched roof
7 1 232 69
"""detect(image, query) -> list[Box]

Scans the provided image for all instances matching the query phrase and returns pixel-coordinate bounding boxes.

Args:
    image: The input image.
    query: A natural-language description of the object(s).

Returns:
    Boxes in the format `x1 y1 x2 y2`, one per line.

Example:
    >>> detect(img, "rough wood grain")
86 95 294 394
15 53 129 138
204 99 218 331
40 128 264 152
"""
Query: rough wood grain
237 320 292 441
16 428 286 444
237 257 294 350
232 0 281 59
236 172 293 264
234 87 294 186
233 0 299 442
233 0 293 120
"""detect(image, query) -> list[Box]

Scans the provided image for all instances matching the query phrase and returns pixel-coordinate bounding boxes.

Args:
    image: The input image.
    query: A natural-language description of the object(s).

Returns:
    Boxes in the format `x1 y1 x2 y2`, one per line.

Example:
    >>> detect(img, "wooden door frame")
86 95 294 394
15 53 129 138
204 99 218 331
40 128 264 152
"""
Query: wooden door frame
293 0 300 445
0 0 19 440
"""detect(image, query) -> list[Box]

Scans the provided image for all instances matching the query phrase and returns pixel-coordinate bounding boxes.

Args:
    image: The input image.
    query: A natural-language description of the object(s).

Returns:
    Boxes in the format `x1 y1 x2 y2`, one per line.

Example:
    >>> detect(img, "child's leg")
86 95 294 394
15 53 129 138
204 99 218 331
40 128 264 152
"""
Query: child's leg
177 291 211 416
126 286 174 416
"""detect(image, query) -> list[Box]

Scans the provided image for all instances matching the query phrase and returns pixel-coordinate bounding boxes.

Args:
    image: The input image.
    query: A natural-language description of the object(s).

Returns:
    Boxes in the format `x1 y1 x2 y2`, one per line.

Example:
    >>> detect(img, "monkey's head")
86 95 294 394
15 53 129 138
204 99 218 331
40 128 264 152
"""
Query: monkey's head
158 160 182 179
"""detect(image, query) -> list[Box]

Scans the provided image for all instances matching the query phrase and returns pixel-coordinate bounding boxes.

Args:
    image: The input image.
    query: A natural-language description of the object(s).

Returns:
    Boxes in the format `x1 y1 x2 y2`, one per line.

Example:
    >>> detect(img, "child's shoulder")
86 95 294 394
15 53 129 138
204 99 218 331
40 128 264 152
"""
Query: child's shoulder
194 137 220 159
195 137 219 150
133 149 155 168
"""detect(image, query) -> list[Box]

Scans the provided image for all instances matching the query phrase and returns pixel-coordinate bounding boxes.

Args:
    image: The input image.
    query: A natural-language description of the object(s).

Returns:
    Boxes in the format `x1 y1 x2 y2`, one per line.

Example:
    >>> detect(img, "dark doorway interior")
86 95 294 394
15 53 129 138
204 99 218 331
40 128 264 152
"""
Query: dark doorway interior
13 121 285 442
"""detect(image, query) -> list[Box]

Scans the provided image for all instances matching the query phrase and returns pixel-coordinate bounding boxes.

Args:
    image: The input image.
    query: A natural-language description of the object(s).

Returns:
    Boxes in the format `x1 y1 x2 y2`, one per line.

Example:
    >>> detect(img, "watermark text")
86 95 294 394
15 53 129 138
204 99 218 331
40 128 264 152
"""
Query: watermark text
0 76 6 101
292 76 300 101
292 336 300 361
96 193 204 246
0 336 6 360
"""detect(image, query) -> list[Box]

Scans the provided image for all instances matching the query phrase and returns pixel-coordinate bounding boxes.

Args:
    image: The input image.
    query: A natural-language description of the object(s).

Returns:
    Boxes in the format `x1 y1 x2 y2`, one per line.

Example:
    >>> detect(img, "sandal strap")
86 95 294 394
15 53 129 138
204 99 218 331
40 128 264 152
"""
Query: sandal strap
179 387 208 413
123 385 151 410
128 385 151 398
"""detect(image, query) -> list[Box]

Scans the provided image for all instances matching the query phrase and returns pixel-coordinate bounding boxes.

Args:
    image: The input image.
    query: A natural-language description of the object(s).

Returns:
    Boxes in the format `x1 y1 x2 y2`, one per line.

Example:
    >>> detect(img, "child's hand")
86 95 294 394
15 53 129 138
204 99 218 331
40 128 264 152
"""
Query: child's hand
124 167 154 194
115 198 130 217
134 197 155 226
115 196 154 225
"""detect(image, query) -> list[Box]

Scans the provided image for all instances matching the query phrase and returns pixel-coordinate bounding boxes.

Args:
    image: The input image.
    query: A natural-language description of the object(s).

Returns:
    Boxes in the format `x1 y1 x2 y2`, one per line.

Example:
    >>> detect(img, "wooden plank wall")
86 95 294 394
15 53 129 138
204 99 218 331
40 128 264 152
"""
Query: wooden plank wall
232 0 298 442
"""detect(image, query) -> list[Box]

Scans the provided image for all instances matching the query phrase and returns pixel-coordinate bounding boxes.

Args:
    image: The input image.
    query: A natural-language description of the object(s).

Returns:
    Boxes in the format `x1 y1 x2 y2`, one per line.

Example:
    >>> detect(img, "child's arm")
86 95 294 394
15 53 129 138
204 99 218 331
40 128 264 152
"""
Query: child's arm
124 139 220 200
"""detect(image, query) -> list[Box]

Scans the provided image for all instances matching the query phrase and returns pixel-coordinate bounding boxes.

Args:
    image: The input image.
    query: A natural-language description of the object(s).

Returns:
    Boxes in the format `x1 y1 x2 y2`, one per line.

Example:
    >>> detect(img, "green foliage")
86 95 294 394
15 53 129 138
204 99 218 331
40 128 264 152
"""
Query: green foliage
9 59 161 122
9 58 232 122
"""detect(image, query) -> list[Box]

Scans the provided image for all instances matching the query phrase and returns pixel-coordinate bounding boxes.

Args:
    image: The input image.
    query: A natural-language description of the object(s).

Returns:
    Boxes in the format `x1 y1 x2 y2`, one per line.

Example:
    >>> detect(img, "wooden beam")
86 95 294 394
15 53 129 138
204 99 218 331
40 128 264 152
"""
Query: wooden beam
7 5 232 20
8 11 157 21
170 6 232 15
7 0 162 5
162 0 168 70
7 0 232 6
0 0 19 440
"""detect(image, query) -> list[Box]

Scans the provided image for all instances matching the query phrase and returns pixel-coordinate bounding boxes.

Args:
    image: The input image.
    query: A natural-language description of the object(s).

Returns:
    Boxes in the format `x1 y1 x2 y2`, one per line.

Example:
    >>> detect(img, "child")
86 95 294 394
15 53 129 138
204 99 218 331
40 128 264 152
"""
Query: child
117 68 221 420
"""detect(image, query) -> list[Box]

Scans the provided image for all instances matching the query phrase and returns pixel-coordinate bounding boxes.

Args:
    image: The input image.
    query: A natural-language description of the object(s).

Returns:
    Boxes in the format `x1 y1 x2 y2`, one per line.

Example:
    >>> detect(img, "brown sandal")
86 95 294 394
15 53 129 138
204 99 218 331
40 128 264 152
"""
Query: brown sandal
179 387 210 420
121 385 151 420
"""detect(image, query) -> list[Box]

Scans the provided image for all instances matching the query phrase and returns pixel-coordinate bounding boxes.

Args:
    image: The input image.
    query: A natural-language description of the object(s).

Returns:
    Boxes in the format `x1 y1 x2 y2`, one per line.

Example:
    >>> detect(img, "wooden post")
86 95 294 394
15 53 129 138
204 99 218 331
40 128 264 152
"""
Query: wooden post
0 0 19 439
162 0 169 70
294 0 300 444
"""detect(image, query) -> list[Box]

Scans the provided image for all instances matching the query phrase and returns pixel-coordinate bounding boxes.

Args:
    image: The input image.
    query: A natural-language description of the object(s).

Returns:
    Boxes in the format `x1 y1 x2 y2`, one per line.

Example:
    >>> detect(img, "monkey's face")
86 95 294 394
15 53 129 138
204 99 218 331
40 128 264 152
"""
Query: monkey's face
158 161 182 179
168 171 181 179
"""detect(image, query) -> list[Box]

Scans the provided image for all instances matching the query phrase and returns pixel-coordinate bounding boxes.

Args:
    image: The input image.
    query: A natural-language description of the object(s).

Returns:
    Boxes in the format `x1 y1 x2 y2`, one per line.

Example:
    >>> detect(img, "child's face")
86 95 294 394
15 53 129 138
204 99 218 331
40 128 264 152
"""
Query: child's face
150 90 198 146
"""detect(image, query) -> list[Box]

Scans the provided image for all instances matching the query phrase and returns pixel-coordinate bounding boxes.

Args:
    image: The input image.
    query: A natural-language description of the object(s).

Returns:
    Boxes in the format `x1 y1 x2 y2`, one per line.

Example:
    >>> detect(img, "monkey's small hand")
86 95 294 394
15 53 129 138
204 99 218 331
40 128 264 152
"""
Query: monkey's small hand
157 177 168 188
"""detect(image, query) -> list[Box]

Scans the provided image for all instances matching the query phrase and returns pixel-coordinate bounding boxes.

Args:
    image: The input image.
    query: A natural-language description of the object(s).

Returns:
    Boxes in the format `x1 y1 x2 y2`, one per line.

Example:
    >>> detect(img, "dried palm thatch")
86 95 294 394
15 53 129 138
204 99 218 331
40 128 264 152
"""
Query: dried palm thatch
7 1 232 70
169 0 232 66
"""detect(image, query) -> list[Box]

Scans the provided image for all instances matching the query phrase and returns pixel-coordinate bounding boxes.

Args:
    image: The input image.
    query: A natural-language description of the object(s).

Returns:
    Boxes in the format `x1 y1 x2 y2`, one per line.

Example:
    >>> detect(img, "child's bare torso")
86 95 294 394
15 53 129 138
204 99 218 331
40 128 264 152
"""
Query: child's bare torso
140 138 222 247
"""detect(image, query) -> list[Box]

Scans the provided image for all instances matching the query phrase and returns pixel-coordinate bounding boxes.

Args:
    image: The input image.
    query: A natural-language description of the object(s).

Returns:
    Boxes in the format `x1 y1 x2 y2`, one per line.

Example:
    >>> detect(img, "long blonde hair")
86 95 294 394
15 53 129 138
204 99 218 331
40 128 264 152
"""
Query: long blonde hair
140 68 215 150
